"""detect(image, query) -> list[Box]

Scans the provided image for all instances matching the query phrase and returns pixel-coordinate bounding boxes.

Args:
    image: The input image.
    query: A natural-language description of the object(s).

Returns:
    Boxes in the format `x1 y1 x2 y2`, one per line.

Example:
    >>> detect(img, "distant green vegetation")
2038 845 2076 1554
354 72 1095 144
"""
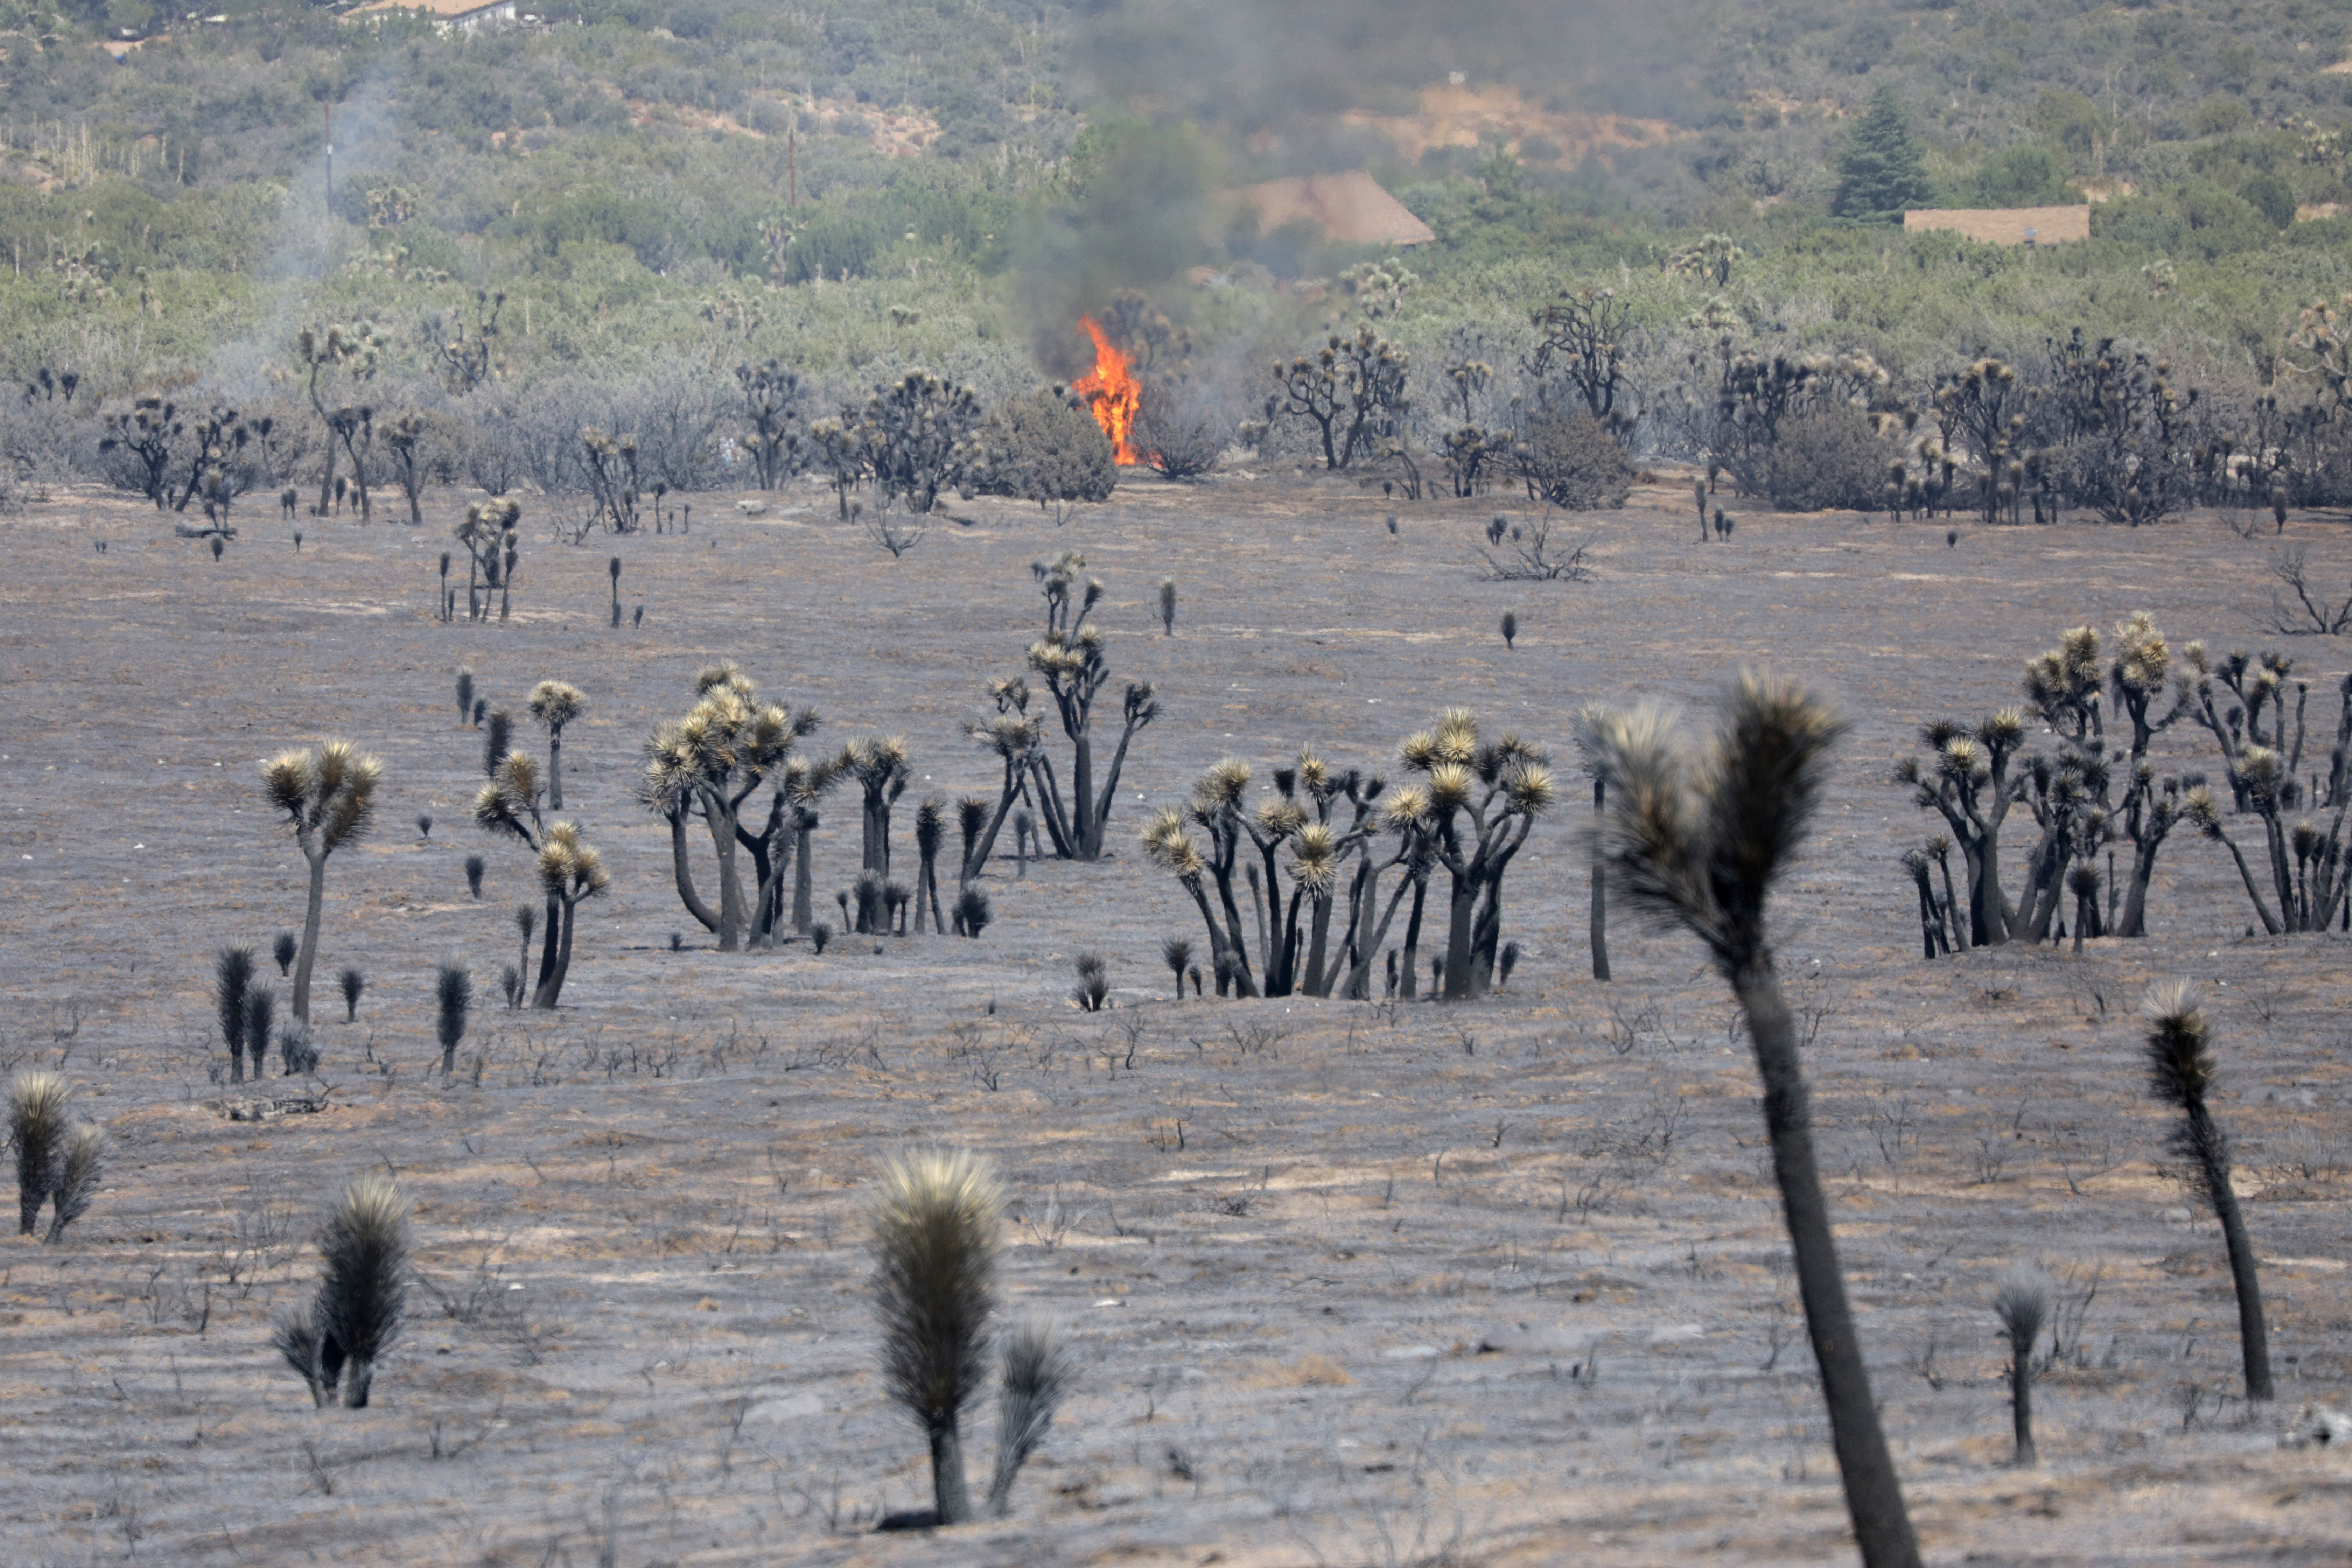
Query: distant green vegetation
2 0 2350 499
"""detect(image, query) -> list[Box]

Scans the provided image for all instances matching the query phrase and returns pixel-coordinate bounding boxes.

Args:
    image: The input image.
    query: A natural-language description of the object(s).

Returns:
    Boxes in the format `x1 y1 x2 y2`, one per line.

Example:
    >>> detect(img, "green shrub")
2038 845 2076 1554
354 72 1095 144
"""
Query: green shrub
1758 410 1900 513
1513 414 1633 510
971 391 1115 520
2243 173 2297 231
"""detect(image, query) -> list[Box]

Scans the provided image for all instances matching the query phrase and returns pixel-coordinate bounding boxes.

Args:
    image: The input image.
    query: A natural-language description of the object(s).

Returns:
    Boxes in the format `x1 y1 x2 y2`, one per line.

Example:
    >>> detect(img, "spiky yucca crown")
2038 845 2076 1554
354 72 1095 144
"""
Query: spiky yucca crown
695 661 753 699
1028 637 1098 680
840 735 913 792
913 797 946 853
1577 672 1846 974
434 962 472 1014
870 1148 1003 1421
326 1173 410 1250
10 1071 70 1141
969 712 1043 762
1399 712 1554 818
643 671 808 803
318 1174 410 1363
1383 783 1430 828
1255 796 1306 835
1140 806 1205 877
2112 611 2169 695
263 740 383 850
2023 625 2101 717
1979 707 2027 752
1194 758 1251 811
475 750 544 842
1287 822 1338 892
53 1123 104 1187
527 680 588 729
538 821 611 901
2142 979 2216 1108
1990 1269 2052 1344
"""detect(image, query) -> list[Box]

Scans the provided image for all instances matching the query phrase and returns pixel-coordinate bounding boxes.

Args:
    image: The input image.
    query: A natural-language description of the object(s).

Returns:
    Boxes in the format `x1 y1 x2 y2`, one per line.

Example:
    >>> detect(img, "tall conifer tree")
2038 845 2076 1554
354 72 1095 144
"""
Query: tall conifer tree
1834 86 1935 223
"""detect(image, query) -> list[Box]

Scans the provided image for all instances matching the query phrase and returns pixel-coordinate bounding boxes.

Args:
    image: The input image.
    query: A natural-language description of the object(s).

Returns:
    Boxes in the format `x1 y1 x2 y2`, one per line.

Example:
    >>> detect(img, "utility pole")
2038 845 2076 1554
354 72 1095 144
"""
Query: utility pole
324 100 334 211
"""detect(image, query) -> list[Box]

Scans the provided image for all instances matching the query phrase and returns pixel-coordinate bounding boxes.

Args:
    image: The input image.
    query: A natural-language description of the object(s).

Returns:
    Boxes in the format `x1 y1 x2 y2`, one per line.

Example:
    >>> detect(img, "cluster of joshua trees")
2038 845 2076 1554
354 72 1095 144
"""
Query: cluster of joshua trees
1897 610 2352 955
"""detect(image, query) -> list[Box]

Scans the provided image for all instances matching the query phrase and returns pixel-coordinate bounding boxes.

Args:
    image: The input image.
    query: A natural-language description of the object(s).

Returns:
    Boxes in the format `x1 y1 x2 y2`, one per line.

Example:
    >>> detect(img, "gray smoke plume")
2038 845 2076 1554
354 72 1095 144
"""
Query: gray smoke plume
1073 0 1704 170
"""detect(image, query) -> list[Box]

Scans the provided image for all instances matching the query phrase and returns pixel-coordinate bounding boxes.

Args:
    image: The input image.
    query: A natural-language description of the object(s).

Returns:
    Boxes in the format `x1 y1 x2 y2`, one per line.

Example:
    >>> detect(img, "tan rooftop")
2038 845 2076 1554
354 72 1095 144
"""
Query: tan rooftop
1902 205 2091 245
1225 170 1435 247
351 0 511 19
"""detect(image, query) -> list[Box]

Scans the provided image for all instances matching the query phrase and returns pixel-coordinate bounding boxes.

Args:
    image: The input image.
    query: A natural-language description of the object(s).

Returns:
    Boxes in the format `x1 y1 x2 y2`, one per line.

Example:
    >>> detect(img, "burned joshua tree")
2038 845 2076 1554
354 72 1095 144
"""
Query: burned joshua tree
636 665 820 951
215 943 258 1083
869 1150 1071 1525
262 742 383 1023
273 1176 409 1410
987 554 1159 863
2141 981 2273 1401
2177 643 2352 934
527 680 588 811
1271 323 1410 470
12 1071 105 1242
1581 675 1920 1568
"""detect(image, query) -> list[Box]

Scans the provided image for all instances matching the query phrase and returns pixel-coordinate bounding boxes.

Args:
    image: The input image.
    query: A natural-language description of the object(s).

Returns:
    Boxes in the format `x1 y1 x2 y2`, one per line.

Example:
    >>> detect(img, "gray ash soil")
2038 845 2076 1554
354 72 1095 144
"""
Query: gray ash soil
1 474 2348 1567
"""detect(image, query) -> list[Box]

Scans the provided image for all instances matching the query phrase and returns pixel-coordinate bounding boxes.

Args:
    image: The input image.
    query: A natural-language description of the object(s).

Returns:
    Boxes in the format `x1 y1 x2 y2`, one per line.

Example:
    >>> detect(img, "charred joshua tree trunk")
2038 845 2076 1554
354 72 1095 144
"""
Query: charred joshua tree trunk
1585 680 1921 1568
914 798 947 935
1017 557 1160 861
2142 982 2272 1402
263 743 384 1024
1590 777 1612 979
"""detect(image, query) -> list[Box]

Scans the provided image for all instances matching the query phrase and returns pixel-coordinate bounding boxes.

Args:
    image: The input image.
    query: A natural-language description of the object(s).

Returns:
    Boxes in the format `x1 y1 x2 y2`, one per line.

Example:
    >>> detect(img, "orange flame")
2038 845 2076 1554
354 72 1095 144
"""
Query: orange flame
1072 315 1146 465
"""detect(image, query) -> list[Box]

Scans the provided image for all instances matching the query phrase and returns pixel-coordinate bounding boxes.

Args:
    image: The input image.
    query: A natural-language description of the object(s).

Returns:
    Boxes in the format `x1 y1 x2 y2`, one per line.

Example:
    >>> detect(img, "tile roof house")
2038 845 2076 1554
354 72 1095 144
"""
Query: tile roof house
1901 205 2091 245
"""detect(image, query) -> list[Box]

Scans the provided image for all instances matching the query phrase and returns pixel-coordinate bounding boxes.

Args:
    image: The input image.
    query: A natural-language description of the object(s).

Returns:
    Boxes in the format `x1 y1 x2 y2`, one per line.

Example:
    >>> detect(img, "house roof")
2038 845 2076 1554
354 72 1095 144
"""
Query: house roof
351 0 511 19
1226 170 1435 247
1902 205 2091 245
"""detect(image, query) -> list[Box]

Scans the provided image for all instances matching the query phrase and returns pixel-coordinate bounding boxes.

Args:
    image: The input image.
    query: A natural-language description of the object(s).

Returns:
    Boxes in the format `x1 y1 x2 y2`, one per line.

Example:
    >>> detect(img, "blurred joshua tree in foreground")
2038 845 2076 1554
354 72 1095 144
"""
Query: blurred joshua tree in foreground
1580 674 1920 1568
869 1150 1071 1525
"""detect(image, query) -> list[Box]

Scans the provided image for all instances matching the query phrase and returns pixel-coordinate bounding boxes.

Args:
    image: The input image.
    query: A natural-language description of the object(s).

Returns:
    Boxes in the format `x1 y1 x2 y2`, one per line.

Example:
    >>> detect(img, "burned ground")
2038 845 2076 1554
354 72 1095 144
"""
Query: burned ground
1 475 2347 1566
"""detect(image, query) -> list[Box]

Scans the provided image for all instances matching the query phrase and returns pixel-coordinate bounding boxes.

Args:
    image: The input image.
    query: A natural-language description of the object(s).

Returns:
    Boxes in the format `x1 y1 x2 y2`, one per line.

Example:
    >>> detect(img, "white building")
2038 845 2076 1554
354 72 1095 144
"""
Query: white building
348 0 519 36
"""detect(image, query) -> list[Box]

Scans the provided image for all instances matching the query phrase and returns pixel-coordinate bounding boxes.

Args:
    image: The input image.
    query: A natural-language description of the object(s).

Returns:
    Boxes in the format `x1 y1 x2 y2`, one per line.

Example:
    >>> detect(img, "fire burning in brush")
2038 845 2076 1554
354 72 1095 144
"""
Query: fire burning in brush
1072 315 1147 466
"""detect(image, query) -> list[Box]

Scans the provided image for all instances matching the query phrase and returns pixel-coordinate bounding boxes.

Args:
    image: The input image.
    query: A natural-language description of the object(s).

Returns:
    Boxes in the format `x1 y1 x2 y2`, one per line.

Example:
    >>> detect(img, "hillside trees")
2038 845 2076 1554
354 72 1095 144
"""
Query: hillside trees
1272 325 1410 470
298 323 385 520
1833 86 1934 224
735 358 810 490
